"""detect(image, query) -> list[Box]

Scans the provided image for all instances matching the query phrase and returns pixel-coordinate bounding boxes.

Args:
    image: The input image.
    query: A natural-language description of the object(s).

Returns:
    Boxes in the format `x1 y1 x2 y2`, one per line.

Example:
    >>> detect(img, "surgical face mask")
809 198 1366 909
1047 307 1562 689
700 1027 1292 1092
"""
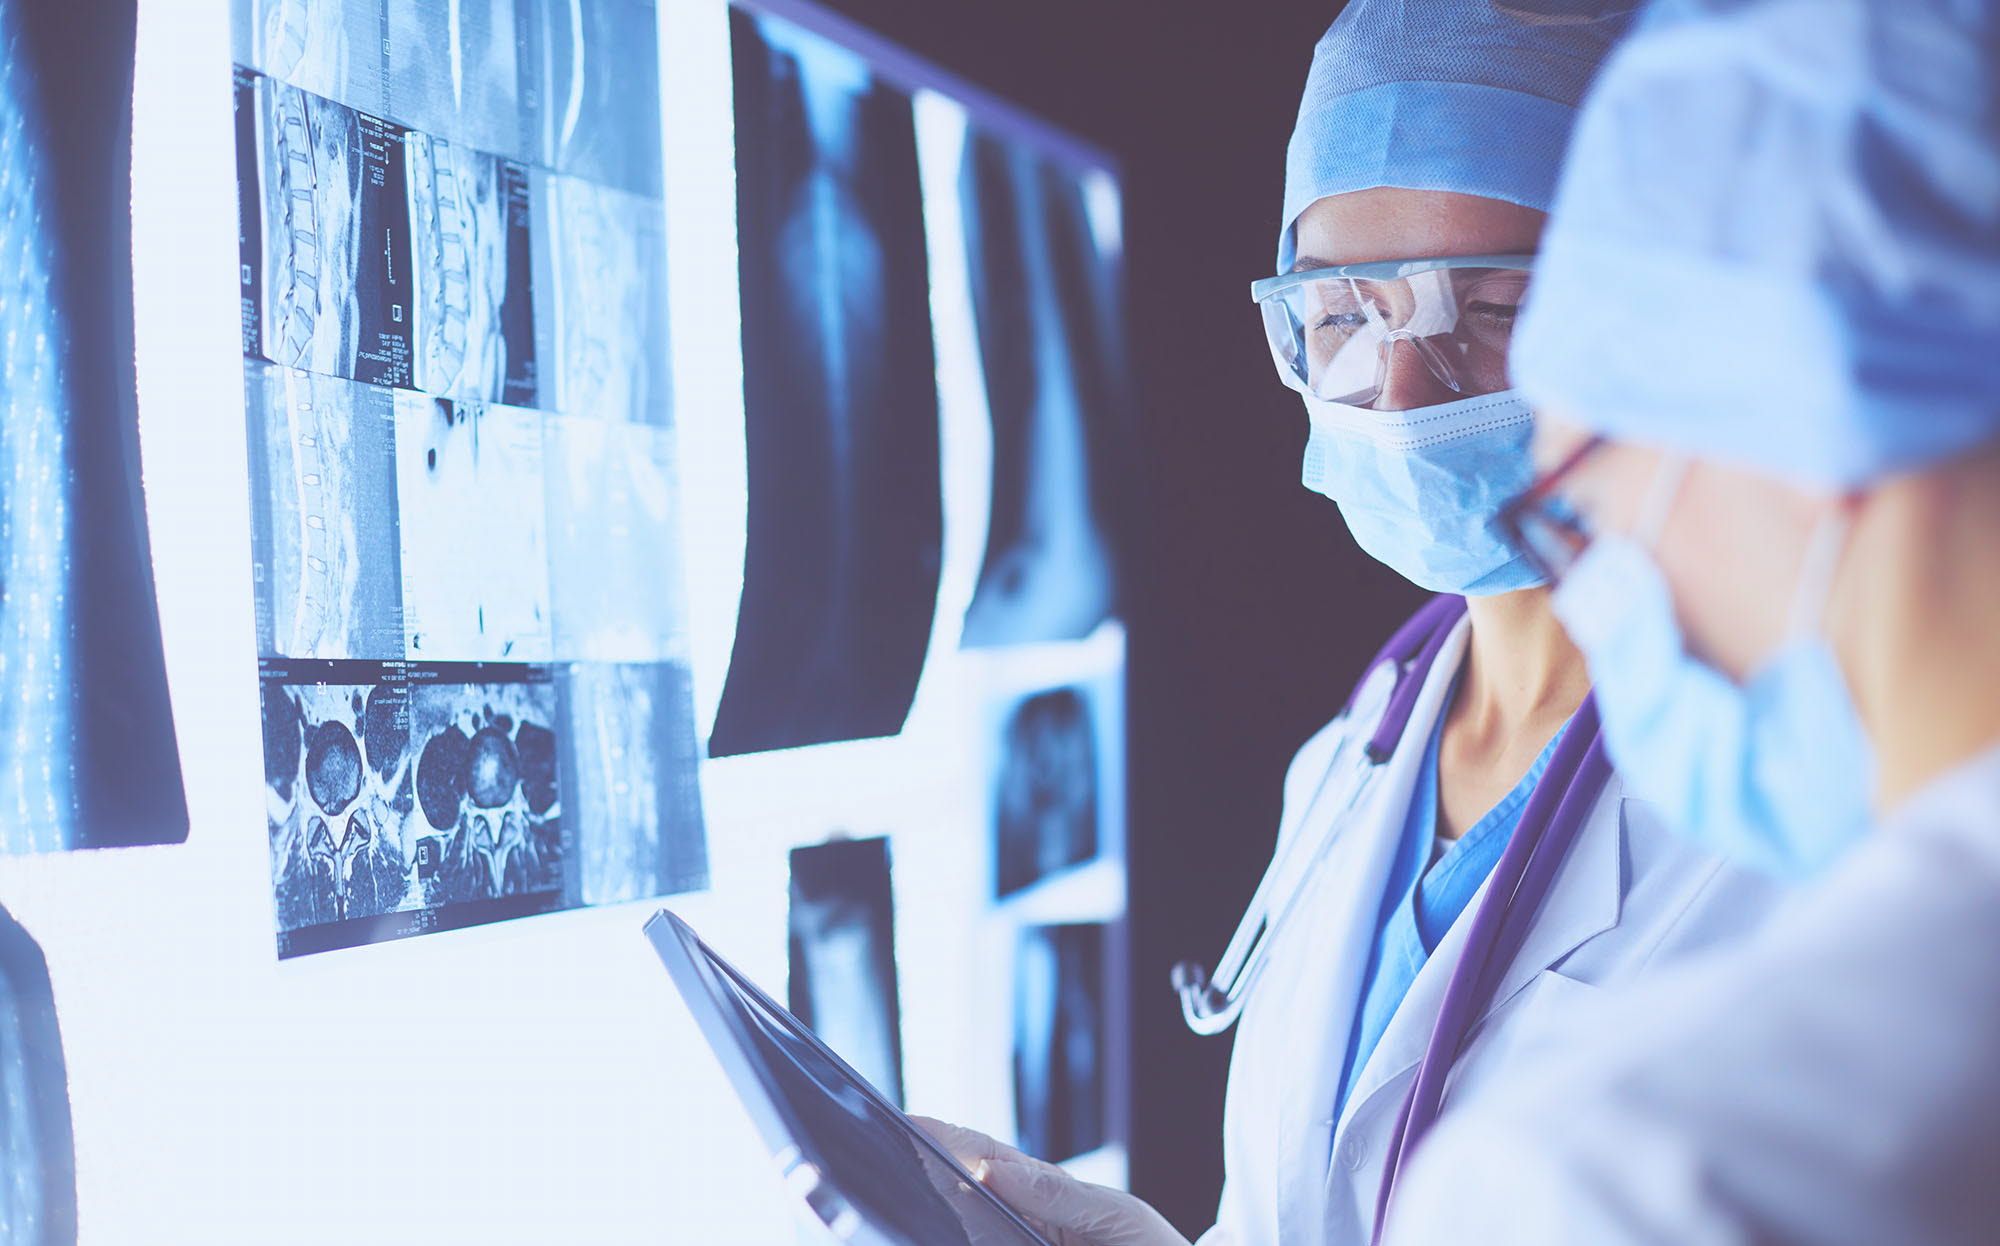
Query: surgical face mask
1300 389 1545 595
1551 460 1873 876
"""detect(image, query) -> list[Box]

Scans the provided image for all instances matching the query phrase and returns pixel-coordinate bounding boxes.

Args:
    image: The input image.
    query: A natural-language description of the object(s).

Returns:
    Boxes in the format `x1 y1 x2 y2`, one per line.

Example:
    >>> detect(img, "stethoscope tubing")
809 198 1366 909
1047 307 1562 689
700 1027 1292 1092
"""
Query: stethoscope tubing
1175 595 1469 1033
1370 699 1610 1242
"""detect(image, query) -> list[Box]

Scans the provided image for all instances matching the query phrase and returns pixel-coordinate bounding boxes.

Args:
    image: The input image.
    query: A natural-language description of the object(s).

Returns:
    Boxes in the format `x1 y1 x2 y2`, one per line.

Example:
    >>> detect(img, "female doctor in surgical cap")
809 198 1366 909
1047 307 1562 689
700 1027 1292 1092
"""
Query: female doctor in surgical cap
923 4 1783 1243
1386 0 2000 1241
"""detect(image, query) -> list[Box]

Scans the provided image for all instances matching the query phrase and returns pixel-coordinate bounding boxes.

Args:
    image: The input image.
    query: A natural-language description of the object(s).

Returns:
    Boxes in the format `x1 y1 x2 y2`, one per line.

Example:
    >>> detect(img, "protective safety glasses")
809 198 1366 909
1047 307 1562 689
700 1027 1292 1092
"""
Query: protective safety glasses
1495 433 1605 582
1251 254 1535 409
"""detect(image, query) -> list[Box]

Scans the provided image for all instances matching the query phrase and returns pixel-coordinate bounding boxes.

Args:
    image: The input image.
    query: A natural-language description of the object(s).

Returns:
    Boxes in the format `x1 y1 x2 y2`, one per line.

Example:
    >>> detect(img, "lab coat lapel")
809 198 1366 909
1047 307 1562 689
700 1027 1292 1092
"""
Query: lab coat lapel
1333 739 1627 1142
1476 775 1626 1016
1274 619 1470 1246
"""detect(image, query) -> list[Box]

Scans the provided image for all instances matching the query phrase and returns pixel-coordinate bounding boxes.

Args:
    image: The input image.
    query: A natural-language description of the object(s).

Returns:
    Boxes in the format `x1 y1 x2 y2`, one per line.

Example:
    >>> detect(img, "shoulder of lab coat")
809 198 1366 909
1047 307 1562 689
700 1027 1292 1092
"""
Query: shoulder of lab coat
1269 655 1400 856
1384 745 2000 1246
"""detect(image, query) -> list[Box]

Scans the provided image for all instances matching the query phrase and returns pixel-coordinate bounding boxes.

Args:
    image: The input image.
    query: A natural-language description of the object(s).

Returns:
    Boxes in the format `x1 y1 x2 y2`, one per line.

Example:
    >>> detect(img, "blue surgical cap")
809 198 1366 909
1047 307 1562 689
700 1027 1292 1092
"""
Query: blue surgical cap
1515 0 2000 489
1279 0 1638 271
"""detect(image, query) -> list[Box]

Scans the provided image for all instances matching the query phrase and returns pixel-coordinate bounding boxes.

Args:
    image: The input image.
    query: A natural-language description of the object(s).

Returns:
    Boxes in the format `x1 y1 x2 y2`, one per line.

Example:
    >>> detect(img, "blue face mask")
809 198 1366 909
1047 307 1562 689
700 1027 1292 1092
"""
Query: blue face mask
1550 502 1874 878
1301 390 1546 595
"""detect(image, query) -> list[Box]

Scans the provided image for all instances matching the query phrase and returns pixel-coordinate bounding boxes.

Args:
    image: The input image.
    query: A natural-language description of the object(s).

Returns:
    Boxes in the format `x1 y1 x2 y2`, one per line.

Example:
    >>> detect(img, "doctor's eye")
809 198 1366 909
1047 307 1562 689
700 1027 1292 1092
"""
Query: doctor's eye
1312 310 1371 337
1464 301 1520 326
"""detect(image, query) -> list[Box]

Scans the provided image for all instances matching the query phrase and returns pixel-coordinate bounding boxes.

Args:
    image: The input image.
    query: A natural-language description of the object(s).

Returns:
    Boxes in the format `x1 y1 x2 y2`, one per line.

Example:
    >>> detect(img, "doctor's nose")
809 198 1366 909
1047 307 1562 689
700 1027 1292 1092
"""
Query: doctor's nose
1373 336 1460 412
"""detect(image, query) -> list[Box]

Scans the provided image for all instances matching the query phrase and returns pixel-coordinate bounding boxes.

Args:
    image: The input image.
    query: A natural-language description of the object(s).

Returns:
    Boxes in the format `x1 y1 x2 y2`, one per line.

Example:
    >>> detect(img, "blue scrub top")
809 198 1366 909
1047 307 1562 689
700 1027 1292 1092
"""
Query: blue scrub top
1331 685 1568 1125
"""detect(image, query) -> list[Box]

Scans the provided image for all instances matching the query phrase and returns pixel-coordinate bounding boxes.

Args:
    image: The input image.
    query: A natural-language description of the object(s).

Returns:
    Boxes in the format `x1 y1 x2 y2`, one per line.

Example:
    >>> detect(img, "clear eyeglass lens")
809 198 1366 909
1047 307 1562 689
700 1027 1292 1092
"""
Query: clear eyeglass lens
1260 267 1530 406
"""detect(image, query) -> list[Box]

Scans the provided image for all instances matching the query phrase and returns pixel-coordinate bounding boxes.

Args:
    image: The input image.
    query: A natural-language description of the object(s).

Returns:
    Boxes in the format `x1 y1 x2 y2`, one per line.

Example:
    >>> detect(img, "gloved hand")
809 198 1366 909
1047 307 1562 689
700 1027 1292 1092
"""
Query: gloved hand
913 1117 1192 1246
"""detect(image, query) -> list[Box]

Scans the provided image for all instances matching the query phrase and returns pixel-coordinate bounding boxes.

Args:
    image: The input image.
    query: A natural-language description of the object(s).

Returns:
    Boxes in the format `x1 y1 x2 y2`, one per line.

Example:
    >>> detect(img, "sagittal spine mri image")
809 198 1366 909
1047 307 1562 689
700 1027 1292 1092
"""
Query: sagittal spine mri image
0 0 187 855
707 10 945 758
234 0 706 957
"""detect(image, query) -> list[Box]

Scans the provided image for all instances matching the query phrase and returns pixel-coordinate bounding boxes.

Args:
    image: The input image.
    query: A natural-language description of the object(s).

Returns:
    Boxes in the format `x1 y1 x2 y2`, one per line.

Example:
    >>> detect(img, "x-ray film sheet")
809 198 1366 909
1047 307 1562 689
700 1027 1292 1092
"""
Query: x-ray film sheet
530 171 672 425
560 662 707 908
238 69 416 387
261 660 566 957
950 129 1125 648
0 0 187 854
245 362 407 662
543 416 689 661
406 133 538 403
992 686 1101 900
0 902 77 1242
393 395 555 663
708 9 944 757
1012 923 1107 1163
789 837 905 1109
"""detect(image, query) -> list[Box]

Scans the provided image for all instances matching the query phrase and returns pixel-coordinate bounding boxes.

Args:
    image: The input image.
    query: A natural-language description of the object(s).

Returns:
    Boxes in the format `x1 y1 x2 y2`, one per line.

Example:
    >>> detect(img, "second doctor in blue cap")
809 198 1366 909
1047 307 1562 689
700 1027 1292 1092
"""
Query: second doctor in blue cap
1390 0 2000 1240
926 4 1782 1244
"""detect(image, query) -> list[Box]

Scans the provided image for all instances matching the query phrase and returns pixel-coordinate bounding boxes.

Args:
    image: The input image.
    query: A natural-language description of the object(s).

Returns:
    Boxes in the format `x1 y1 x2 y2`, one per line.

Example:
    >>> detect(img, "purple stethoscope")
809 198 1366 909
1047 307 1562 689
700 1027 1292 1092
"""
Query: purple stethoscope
1170 594 1610 1241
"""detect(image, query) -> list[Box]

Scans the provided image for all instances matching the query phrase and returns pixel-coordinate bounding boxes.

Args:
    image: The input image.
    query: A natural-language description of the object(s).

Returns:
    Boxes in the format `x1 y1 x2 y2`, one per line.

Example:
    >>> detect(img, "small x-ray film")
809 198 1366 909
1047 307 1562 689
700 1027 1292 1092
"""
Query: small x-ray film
1012 923 1107 1164
789 837 907 1108
992 686 1101 899
382 0 530 160
515 0 665 197
231 0 392 119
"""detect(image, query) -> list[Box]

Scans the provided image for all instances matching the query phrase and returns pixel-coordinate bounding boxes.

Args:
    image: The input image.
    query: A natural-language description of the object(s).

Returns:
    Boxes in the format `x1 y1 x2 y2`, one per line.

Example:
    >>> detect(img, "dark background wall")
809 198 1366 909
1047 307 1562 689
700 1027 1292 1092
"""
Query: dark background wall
815 0 1424 1234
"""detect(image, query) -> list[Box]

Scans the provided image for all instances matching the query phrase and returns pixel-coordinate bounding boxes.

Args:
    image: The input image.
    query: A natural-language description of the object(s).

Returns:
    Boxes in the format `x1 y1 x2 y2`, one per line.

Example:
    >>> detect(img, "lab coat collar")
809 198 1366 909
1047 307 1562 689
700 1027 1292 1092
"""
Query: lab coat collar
1332 717 1628 1142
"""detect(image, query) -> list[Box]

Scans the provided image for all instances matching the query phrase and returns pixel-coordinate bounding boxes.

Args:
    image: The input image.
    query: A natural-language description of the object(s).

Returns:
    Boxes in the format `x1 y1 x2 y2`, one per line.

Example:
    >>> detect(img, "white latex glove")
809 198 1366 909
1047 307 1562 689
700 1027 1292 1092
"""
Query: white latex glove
912 1117 1192 1246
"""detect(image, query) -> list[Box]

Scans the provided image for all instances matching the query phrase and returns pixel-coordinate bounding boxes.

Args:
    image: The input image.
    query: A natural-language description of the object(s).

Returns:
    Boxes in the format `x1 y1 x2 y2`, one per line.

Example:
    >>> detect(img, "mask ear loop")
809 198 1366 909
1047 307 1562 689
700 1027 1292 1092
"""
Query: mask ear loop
1631 453 1691 550
1784 500 1857 640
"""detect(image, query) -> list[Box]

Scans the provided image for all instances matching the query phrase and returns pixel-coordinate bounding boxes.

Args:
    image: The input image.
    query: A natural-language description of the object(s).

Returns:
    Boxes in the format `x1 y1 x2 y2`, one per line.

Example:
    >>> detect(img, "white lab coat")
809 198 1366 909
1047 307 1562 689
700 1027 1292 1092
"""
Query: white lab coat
1385 741 2000 1246
1198 615 1781 1246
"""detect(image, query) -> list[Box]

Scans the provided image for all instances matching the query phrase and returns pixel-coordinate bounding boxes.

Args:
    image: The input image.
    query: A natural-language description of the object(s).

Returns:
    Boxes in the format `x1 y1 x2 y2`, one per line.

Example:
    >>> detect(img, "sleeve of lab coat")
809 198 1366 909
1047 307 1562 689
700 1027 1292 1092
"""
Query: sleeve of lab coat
1381 811 2000 1246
